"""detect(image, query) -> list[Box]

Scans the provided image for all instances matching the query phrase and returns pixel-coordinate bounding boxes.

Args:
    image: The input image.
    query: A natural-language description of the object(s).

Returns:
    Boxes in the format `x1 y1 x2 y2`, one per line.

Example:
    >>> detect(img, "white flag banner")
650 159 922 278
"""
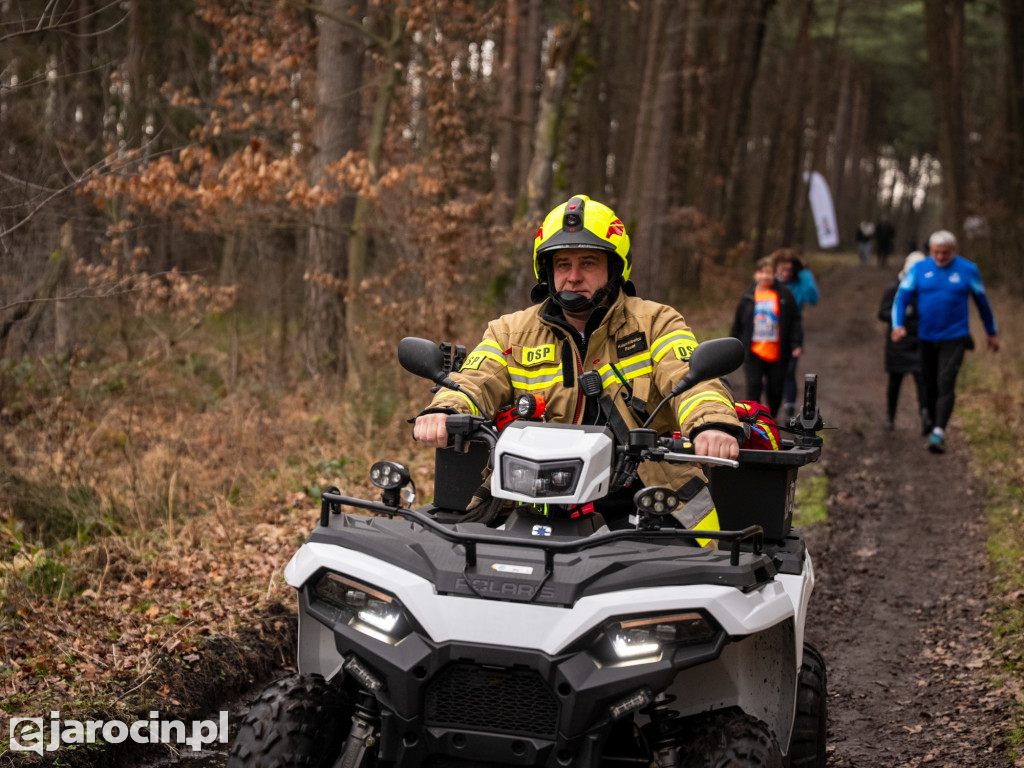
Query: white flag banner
804 171 839 249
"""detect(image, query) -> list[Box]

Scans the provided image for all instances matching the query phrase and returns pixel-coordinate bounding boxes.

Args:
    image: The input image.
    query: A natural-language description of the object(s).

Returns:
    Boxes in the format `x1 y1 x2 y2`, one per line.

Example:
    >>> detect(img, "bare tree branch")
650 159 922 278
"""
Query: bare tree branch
0 0 127 44
284 0 393 51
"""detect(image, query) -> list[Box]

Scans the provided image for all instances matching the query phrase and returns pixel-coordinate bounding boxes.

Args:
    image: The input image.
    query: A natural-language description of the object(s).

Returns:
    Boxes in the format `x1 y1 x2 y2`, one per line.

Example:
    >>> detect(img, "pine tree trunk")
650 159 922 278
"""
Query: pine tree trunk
494 0 522 224
504 23 578 313
923 0 968 236
623 0 685 301
305 0 365 377
345 5 401 391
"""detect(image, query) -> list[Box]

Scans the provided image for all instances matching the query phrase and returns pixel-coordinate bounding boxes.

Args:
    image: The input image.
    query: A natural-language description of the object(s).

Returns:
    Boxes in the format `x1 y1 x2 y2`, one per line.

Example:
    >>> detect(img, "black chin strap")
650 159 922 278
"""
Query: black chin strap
549 280 618 313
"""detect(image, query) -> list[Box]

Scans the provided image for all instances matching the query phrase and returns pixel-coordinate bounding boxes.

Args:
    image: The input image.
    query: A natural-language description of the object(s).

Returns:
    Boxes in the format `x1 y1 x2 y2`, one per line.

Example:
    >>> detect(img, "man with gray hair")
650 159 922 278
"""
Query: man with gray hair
891 229 999 453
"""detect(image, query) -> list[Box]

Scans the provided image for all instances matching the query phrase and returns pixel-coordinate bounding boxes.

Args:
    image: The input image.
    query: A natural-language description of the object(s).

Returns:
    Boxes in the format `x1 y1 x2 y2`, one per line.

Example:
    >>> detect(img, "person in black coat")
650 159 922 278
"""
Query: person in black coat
878 251 929 432
730 256 803 419
875 216 896 268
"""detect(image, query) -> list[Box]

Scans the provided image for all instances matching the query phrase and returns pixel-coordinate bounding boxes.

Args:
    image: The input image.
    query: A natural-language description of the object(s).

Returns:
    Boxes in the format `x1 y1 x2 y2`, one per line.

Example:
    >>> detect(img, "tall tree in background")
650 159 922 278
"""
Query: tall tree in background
622 0 685 301
751 0 814 260
998 0 1024 280
1005 0 1024 202
923 0 968 236
493 0 523 223
306 0 366 378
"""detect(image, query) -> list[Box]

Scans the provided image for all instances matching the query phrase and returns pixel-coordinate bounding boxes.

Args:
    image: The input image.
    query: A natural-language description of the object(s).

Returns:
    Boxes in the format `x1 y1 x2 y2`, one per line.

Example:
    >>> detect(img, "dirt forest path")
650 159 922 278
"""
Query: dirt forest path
781 257 1013 767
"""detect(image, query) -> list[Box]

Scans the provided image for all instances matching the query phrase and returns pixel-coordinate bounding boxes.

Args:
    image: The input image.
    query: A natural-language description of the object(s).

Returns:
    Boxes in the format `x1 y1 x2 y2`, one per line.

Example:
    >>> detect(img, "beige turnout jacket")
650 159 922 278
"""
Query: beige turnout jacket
427 291 741 498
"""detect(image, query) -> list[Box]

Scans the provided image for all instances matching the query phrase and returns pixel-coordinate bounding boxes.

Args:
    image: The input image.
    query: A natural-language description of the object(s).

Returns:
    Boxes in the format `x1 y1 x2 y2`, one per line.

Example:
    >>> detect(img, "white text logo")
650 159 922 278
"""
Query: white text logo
9 711 229 754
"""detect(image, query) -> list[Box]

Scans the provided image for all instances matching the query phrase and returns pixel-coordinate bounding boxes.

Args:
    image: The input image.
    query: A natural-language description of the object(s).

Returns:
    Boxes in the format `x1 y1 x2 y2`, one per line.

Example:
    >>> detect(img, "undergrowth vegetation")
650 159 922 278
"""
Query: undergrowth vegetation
0 321 432 739
958 290 1024 755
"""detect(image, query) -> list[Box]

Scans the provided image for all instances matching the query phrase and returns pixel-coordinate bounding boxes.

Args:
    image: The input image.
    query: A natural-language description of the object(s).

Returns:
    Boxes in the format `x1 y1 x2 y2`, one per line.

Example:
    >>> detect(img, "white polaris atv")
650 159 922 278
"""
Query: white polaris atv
228 337 828 768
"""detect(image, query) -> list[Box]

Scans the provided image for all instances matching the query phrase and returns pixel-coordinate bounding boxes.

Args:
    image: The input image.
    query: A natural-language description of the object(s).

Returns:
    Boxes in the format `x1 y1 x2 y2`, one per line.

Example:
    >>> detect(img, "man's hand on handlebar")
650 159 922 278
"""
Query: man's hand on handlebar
693 429 740 461
413 412 450 449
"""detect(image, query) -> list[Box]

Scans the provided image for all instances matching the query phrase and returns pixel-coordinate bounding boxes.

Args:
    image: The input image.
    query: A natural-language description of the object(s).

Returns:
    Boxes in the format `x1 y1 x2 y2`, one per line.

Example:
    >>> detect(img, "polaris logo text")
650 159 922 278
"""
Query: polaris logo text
9 711 229 754
455 577 555 600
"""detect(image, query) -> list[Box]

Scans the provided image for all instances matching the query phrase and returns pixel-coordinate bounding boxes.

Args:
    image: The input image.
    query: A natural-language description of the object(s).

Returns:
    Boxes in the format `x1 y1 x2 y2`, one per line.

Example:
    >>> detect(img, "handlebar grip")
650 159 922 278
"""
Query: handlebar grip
802 373 818 420
445 413 498 451
662 451 739 468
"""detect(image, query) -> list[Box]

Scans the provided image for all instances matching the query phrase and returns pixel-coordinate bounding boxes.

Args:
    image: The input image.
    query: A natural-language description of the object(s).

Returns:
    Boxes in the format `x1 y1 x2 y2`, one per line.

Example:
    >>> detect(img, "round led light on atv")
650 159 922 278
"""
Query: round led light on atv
370 461 411 491
633 486 680 516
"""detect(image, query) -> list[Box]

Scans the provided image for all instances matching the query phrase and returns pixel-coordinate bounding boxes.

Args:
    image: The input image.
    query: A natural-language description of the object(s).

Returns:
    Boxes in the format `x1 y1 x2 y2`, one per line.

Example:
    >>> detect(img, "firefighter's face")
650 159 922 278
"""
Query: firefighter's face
552 249 609 298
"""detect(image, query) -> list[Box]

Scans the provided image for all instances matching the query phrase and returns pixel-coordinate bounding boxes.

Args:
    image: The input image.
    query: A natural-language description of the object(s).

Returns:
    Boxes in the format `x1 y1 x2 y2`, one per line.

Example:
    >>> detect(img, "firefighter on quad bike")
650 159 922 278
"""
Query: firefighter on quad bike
413 194 743 540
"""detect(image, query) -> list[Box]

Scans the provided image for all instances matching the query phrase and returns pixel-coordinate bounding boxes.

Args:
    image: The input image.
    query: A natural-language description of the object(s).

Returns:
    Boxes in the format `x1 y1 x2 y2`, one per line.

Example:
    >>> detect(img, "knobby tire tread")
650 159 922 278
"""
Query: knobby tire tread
227 672 351 768
787 643 828 768
676 708 784 768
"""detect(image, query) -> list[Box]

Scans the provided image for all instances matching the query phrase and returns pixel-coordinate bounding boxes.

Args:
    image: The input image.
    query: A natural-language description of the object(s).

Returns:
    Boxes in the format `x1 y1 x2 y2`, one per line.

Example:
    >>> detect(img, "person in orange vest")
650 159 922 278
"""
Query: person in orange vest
730 256 803 420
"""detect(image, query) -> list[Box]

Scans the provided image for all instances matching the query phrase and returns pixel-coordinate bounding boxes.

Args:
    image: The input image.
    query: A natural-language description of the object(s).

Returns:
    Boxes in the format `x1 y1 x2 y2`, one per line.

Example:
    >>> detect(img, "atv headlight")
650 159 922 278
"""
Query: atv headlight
313 572 410 642
500 455 583 498
605 612 718 661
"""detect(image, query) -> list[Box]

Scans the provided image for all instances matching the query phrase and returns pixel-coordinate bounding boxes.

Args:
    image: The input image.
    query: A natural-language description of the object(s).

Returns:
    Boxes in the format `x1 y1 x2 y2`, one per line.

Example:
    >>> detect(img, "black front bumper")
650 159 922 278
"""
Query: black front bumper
305 588 726 767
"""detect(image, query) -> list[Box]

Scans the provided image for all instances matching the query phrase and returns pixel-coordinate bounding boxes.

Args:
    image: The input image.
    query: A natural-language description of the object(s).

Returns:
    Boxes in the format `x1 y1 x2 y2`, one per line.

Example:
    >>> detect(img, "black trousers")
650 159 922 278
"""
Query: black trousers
743 354 785 419
886 370 926 421
783 355 801 407
919 337 971 430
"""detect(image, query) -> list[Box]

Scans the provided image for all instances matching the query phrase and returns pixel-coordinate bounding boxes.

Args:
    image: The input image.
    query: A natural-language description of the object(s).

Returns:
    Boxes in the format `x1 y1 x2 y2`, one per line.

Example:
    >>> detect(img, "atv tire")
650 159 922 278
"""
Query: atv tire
675 708 783 768
787 643 828 768
227 672 352 768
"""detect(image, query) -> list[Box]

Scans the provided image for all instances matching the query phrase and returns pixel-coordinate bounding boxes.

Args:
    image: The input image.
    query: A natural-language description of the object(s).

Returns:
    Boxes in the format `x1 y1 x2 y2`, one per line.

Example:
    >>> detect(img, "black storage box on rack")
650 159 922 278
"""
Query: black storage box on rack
708 444 821 541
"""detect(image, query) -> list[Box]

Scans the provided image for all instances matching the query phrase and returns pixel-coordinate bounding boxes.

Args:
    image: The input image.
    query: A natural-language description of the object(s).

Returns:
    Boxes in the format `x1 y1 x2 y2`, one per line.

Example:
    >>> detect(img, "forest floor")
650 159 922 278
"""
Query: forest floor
3 257 1022 768
789 257 1018 768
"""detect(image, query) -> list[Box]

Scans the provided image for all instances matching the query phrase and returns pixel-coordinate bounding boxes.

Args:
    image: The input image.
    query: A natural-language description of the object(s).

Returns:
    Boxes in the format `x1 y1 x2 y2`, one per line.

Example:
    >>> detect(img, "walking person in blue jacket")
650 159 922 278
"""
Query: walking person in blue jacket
891 230 1000 453
773 249 819 420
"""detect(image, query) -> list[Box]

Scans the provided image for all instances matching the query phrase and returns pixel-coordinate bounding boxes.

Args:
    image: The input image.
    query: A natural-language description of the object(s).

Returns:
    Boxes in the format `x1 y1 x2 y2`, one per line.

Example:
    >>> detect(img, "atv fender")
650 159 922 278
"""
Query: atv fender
661 618 798 756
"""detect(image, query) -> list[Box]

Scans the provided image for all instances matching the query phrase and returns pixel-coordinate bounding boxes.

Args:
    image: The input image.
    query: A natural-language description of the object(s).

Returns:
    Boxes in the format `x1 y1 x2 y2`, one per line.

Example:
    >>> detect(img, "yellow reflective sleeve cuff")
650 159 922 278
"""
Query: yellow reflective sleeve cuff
676 391 734 425
435 391 481 416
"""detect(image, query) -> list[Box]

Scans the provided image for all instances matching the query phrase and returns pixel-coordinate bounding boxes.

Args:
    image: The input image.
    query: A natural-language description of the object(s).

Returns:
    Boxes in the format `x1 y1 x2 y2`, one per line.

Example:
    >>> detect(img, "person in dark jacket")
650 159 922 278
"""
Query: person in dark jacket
878 252 928 433
875 216 896 268
730 256 803 419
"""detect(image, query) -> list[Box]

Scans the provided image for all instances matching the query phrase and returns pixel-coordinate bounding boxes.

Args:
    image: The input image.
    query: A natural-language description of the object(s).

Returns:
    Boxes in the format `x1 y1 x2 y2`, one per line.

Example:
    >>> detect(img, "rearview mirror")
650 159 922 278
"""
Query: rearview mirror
684 337 745 384
398 337 446 383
